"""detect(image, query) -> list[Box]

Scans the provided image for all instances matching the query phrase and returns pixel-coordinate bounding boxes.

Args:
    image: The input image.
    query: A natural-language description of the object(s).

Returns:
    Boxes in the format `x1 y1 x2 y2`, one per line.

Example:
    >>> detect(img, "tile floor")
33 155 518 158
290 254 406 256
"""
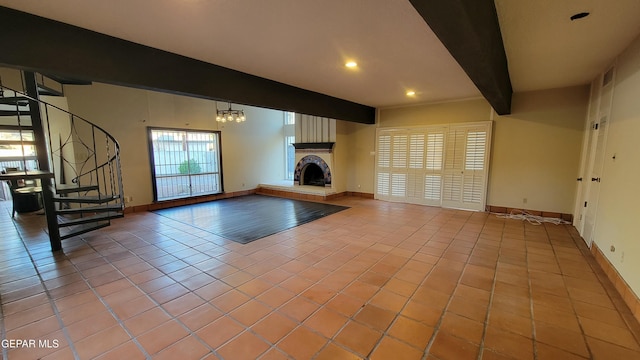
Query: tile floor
1 196 639 359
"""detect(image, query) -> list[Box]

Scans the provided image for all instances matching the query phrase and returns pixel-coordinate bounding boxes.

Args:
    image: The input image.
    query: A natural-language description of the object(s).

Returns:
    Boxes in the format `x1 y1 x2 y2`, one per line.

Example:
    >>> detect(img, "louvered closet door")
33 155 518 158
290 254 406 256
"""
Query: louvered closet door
441 123 491 211
376 122 491 211
423 130 445 206
376 131 409 201
406 133 425 203
376 134 391 197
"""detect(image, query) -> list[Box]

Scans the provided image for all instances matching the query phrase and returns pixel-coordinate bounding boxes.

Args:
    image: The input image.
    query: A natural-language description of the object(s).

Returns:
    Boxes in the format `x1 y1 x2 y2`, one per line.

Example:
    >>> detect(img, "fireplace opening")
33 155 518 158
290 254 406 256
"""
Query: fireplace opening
294 154 332 187
302 164 325 187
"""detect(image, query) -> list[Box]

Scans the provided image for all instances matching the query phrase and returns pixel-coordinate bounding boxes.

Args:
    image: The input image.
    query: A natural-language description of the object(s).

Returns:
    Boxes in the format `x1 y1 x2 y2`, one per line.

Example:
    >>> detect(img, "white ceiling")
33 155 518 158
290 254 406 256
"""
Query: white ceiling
1 0 640 108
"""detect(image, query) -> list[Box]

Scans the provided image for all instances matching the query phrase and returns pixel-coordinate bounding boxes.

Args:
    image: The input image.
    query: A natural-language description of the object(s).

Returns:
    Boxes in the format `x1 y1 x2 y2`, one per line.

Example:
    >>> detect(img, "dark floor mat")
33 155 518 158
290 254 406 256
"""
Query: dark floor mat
152 194 349 244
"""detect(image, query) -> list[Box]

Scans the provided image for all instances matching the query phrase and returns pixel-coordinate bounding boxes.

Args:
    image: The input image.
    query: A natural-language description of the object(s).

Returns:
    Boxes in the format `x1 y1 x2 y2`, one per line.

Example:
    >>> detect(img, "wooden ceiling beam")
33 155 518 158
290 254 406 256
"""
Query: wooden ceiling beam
0 6 375 124
409 0 513 115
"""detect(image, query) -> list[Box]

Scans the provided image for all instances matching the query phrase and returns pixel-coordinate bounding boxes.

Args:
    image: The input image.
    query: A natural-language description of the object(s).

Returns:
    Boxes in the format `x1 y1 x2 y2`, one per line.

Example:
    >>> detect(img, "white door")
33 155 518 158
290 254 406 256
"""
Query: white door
441 124 491 211
574 79 601 235
376 122 491 212
582 66 615 246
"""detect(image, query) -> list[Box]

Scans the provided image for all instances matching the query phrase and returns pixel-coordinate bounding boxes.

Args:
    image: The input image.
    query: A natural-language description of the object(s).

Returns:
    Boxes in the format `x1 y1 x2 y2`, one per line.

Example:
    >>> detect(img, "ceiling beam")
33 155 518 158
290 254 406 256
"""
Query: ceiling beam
409 0 512 115
0 6 375 124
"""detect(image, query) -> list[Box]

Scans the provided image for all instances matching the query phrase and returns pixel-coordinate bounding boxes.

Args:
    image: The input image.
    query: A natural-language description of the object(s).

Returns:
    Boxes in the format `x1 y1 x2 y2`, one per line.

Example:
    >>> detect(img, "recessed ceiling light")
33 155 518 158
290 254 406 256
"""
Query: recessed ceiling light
406 90 416 97
345 61 358 68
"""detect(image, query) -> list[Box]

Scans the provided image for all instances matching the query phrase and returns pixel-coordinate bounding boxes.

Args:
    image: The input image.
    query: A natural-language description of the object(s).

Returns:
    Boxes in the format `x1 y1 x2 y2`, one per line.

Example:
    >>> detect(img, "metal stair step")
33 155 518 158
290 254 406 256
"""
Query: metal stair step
0 125 34 131
56 184 100 194
52 194 120 204
0 109 31 116
59 221 111 240
0 96 30 106
55 204 123 215
37 84 64 97
57 212 123 227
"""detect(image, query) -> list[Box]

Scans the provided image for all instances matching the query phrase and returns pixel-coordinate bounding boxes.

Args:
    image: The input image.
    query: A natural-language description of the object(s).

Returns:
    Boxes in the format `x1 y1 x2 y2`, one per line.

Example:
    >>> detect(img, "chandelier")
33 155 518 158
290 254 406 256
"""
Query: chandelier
216 102 246 123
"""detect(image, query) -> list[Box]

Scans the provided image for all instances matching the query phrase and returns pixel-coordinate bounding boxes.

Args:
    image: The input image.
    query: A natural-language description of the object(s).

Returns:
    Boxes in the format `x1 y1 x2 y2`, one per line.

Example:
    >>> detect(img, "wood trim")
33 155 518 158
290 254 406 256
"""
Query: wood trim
590 243 640 331
0 6 375 124
409 0 512 115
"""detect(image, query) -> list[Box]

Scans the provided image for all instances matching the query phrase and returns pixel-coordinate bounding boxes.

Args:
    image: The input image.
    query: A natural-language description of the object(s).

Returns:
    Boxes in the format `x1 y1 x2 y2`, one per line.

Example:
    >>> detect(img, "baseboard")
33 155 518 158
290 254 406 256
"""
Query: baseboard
255 187 347 201
590 243 640 325
123 189 258 213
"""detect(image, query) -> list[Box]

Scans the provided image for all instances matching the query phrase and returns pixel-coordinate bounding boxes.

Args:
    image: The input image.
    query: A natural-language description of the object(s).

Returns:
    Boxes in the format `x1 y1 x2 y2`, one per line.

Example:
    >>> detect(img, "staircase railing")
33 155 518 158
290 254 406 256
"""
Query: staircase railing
44 102 124 205
0 82 124 220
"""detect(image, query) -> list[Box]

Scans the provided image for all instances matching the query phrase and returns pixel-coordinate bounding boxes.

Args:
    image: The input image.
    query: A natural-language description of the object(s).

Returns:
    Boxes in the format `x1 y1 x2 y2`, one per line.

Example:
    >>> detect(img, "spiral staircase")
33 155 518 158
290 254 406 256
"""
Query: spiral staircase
0 71 124 251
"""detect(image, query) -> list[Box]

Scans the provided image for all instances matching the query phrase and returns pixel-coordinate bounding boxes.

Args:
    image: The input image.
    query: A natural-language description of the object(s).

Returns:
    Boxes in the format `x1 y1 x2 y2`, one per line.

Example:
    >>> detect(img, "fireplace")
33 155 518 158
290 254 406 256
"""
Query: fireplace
293 144 333 188
294 155 332 187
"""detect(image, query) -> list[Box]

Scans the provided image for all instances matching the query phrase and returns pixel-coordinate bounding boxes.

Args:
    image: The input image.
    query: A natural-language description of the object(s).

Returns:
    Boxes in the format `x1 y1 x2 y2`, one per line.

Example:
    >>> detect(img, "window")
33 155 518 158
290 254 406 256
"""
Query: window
148 128 222 201
284 112 295 180
0 129 38 170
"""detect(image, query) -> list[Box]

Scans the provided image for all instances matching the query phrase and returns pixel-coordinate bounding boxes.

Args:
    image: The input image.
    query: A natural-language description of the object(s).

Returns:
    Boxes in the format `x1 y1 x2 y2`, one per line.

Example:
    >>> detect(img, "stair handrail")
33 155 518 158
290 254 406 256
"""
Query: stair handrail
0 84 120 146
70 154 118 184
0 83 124 205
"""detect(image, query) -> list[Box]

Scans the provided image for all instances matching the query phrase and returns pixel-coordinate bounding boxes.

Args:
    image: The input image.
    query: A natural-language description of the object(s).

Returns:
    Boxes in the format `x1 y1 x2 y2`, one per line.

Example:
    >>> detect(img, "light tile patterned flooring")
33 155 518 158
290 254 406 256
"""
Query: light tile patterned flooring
1 196 640 359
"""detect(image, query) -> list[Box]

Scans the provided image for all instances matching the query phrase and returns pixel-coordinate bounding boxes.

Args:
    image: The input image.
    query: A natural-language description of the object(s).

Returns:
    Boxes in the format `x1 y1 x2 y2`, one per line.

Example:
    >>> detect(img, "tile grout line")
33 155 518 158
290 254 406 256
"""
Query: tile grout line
419 212 486 360
540 223 595 359
567 227 640 347
476 215 506 360
79 226 254 359
8 217 81 359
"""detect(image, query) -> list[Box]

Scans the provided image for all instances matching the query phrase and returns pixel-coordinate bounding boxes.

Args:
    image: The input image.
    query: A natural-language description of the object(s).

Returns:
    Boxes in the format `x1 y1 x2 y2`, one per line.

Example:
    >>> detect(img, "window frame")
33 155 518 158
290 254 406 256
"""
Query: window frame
147 126 223 202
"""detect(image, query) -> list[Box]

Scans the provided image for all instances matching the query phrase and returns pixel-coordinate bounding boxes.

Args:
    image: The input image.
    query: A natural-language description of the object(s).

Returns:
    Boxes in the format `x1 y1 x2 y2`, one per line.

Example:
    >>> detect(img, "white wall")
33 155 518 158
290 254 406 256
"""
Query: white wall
64 83 285 207
591 33 640 296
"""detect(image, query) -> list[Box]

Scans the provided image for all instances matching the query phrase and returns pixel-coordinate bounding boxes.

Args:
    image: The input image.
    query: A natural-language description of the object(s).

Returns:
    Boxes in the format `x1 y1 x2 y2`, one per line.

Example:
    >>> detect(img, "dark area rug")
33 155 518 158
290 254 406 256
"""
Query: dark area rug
152 194 349 244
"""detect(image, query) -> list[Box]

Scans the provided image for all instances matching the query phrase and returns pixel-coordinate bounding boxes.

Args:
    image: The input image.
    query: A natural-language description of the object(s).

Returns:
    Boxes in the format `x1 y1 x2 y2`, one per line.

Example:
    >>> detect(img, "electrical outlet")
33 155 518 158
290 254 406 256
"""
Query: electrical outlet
523 198 527 204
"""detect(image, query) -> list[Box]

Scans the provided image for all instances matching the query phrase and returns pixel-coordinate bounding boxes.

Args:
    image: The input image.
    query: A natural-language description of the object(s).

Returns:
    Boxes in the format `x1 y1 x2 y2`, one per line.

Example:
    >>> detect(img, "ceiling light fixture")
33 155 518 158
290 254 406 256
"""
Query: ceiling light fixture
345 61 358 68
216 102 246 123
406 90 416 97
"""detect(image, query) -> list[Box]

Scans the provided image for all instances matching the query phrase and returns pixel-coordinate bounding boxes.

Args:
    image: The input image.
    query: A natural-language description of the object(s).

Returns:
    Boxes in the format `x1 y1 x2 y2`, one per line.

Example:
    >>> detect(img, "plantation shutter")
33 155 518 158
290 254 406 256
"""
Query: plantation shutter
375 121 491 211
406 133 425 202
376 134 391 196
390 133 408 198
424 130 444 205
441 124 490 211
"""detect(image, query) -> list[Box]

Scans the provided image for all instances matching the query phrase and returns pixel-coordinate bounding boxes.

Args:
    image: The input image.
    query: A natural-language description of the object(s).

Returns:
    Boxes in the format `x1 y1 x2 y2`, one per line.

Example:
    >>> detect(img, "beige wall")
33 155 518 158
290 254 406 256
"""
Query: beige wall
492 87 588 213
343 120 377 193
64 83 285 207
591 33 640 296
344 88 589 214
